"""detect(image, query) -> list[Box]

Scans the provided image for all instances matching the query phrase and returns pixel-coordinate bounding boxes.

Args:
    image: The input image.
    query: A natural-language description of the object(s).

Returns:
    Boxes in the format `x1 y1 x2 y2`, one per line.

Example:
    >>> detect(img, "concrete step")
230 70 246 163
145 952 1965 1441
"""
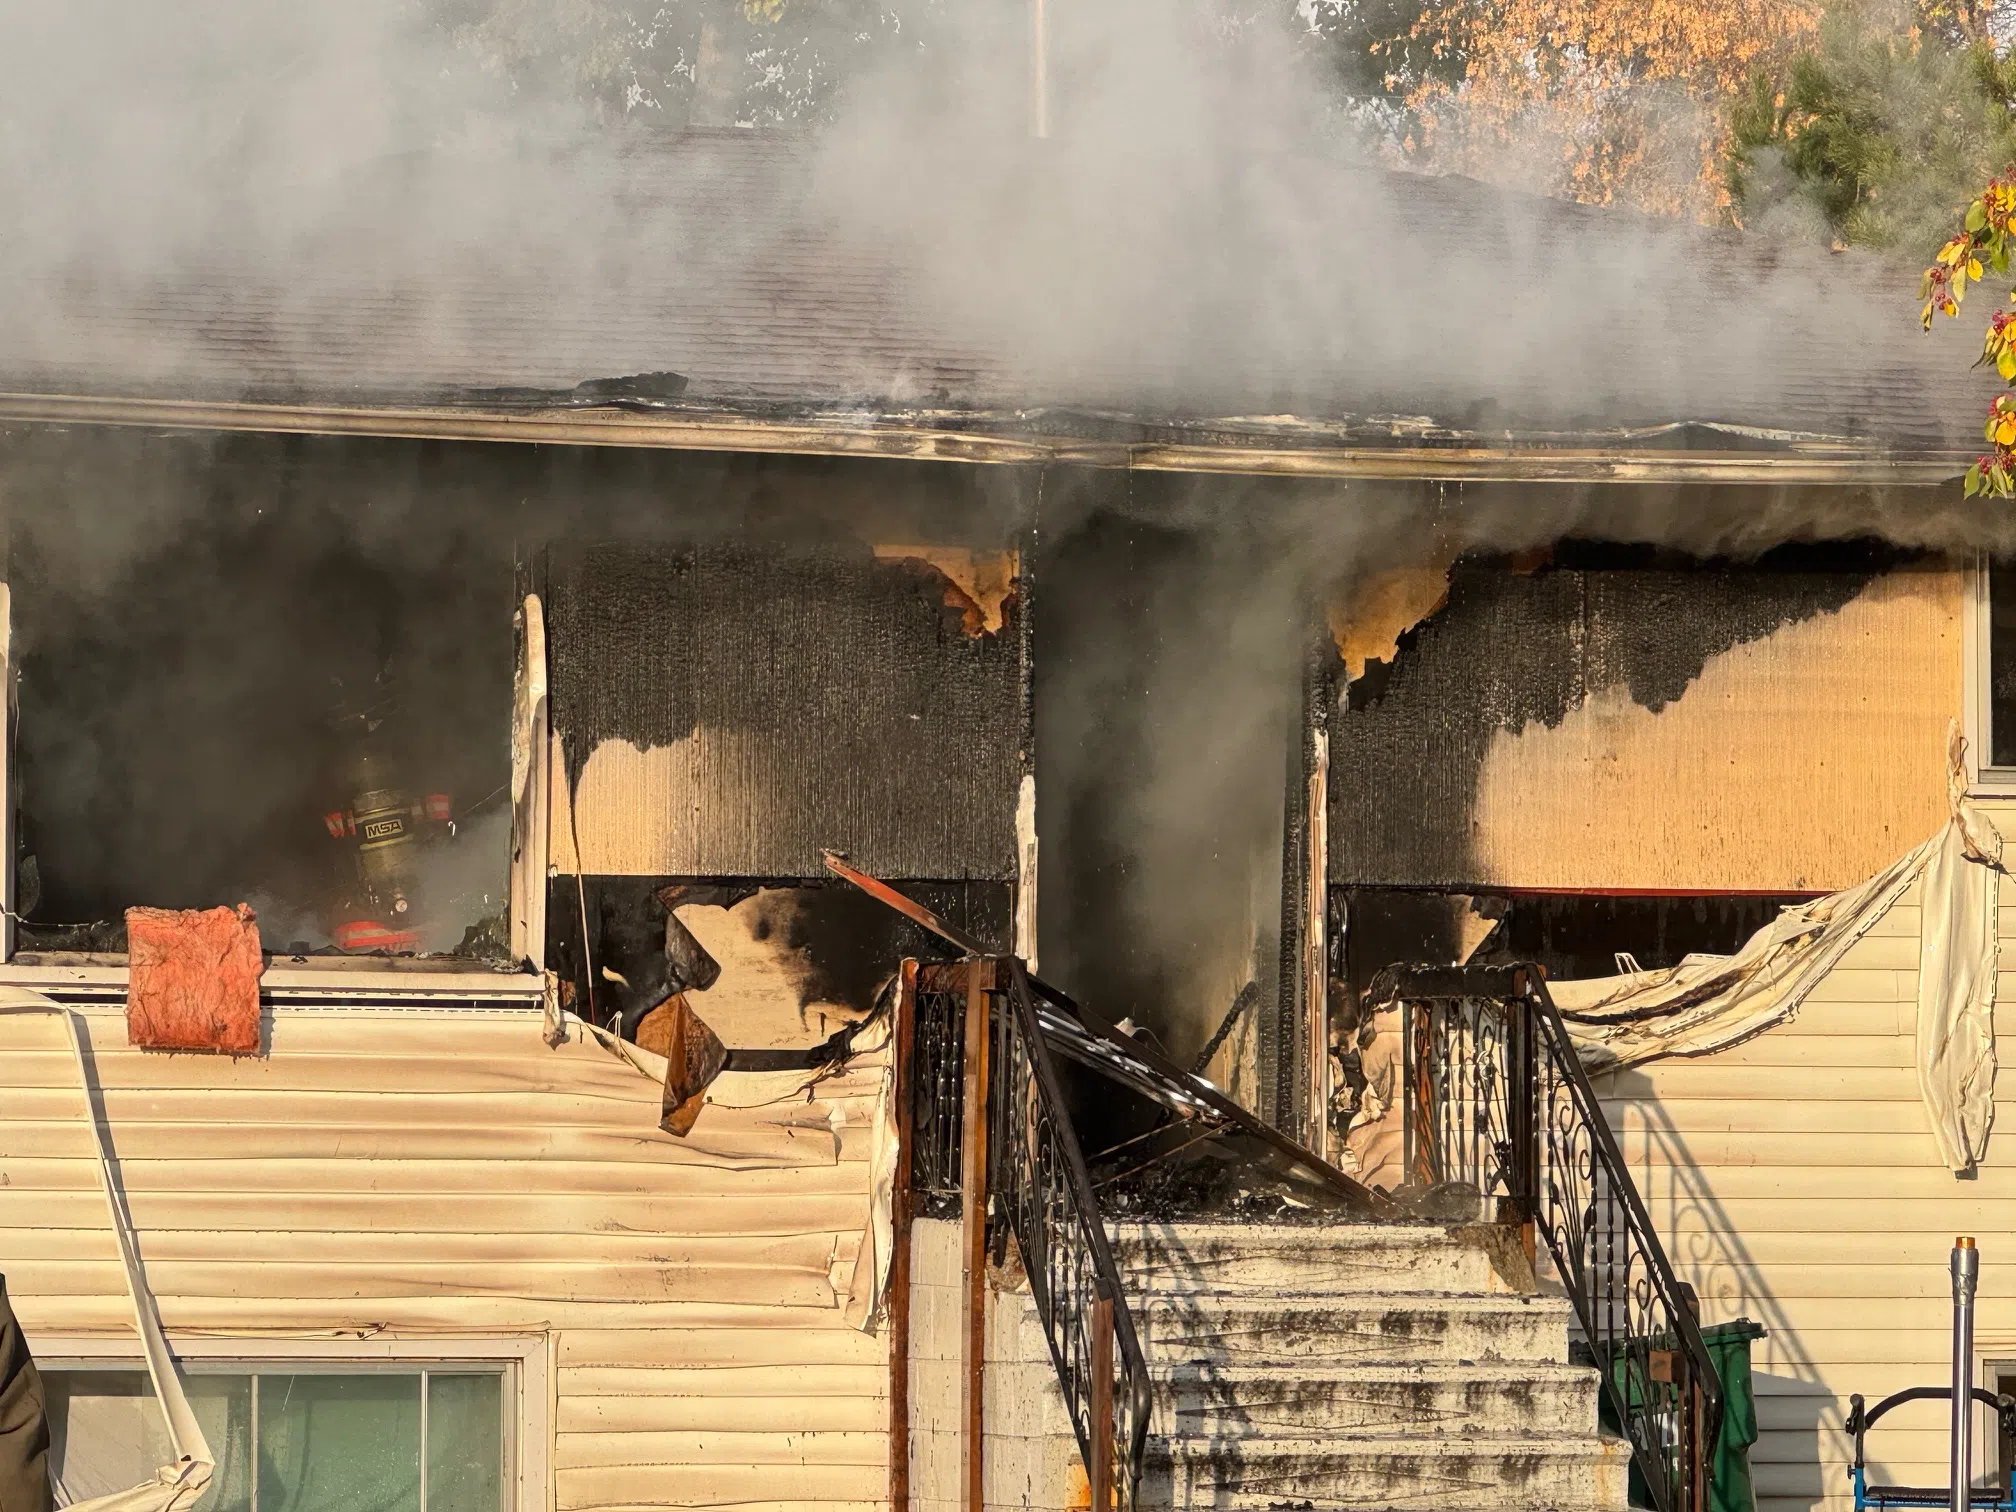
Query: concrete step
1153 1360 1601 1440
1106 1220 1530 1299
1144 1430 1633 1511
1127 1291 1577 1368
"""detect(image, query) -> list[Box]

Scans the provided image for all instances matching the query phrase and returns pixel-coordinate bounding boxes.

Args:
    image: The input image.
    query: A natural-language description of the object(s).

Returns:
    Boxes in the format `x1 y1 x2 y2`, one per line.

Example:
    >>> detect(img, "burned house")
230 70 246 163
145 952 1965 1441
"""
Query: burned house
0 130 2010 1512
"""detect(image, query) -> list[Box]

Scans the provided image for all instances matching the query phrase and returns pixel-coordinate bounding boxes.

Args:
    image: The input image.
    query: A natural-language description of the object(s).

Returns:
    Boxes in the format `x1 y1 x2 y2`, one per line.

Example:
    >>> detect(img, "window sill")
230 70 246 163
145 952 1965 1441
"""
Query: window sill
0 956 547 1010
1968 768 2016 799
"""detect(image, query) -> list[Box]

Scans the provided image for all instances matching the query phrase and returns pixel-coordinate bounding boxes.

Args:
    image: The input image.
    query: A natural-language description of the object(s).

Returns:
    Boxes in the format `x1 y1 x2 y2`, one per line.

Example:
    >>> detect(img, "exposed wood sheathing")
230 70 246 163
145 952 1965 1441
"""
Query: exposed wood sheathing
544 543 1021 880
0 1008 890 1511
1328 561 1454 682
1602 858 2016 1511
870 547 1019 638
1331 560 1961 892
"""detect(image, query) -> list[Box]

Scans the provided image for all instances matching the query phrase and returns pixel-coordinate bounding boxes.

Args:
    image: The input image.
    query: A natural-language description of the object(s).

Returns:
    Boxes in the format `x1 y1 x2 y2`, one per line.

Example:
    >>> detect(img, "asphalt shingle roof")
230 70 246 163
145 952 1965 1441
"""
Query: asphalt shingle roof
0 128 1996 458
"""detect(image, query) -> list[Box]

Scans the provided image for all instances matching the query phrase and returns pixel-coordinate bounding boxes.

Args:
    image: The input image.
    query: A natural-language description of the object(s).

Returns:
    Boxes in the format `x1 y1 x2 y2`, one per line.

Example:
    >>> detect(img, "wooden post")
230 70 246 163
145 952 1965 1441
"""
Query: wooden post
1302 718 1330 1158
1089 1293 1115 1512
960 959 995 1512
889 959 918 1512
1678 1281 1707 1512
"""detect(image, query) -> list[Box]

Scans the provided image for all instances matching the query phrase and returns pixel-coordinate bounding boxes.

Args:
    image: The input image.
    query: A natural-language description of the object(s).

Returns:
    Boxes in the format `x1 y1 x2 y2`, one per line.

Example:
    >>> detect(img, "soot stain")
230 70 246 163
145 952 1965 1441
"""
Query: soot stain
1330 538 1918 888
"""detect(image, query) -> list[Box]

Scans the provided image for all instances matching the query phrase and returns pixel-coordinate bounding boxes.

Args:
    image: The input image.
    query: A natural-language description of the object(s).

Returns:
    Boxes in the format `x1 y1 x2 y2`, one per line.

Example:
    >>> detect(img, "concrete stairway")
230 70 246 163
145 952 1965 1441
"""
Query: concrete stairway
982 1220 1632 1512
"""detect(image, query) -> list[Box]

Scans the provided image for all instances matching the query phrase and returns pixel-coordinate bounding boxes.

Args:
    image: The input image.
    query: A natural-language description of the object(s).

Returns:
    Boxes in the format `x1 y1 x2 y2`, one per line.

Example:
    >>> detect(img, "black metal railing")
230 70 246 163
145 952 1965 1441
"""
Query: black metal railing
906 966 967 1220
997 960 1154 1511
906 958 1154 1509
1390 963 1722 1512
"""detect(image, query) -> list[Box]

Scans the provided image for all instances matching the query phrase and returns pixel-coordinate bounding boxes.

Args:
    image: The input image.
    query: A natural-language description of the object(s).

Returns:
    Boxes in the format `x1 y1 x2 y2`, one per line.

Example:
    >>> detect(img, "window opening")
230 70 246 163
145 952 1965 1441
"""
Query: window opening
9 490 515 965
1987 560 2016 771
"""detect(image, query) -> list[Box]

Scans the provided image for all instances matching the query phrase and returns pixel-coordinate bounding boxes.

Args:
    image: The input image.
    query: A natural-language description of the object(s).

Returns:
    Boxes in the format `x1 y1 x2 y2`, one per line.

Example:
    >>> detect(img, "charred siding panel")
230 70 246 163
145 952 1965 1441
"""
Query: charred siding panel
547 542 1021 880
1329 560 1960 893
0 1009 889 1512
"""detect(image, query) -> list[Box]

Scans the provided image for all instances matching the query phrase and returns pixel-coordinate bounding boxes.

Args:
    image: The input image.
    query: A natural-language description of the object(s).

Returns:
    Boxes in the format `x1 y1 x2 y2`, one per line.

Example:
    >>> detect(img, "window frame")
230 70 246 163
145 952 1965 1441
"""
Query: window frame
0 582 550 999
32 1334 550 1512
1965 554 2016 793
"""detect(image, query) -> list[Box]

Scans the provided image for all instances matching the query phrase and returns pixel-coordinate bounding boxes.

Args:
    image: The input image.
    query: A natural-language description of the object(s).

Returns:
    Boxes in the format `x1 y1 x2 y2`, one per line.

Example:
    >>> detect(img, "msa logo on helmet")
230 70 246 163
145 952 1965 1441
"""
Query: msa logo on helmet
361 817 407 843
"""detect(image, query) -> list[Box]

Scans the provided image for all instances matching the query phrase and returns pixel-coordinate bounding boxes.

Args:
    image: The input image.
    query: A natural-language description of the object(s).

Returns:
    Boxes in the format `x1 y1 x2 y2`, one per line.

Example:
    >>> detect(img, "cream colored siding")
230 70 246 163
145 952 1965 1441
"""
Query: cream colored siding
1597 871 2014 1512
0 1005 889 1512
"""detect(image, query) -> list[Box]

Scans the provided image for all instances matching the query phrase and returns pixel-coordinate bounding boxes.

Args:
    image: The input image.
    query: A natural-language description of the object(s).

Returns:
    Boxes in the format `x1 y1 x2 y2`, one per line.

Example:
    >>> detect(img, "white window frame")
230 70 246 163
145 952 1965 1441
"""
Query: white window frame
0 583 550 1004
1965 555 2016 793
31 1333 552 1512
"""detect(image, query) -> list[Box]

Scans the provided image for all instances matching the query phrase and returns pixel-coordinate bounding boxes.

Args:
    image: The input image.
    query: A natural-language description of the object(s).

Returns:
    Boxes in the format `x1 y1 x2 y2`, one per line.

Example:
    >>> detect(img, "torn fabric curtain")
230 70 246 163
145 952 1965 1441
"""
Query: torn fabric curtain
1557 728 1999 1174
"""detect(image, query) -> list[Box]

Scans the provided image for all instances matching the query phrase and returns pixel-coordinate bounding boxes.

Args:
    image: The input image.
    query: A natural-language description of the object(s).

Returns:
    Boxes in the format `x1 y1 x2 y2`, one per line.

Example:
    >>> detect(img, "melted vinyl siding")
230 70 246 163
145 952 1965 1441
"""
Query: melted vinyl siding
1595 865 2016 1512
0 1008 890 1512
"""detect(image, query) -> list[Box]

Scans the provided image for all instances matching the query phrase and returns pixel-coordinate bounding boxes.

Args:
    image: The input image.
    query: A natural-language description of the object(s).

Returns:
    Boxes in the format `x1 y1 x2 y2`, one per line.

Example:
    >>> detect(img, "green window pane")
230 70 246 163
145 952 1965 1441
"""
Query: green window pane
426 1374 505 1512
188 1375 255 1512
257 1374 421 1512
44 1370 251 1512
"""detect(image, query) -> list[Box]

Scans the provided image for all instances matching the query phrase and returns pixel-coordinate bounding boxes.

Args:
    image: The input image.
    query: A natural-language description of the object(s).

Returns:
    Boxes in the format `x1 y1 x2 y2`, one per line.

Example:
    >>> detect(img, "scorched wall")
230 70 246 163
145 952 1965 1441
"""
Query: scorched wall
1331 547 1961 893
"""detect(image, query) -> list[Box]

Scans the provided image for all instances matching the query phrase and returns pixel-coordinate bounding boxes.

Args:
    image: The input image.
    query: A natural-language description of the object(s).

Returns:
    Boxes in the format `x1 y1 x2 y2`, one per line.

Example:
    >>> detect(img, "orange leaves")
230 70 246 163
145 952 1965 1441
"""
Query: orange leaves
1403 0 1820 218
1929 176 2016 498
1985 310 2016 380
1989 394 2016 447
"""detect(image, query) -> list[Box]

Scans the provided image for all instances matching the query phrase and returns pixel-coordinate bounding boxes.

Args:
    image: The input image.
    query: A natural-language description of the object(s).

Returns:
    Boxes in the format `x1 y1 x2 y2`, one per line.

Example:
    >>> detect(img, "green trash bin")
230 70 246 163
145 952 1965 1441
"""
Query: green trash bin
1701 1319 1766 1512
1594 1318 1766 1512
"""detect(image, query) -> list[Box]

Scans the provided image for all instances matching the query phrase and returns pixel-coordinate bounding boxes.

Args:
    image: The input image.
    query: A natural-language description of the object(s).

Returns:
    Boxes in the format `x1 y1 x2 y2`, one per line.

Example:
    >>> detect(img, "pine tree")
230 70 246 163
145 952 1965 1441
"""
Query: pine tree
1731 0 2016 255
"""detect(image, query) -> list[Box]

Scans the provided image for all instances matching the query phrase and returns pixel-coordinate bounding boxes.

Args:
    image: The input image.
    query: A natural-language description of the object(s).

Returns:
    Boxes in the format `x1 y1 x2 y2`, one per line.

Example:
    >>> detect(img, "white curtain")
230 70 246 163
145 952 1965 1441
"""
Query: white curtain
1556 728 2000 1174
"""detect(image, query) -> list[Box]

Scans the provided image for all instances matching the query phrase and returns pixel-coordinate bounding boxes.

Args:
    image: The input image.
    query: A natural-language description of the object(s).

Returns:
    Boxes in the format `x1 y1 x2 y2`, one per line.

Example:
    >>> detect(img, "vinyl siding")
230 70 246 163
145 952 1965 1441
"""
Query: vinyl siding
1597 867 2016 1512
0 1004 890 1512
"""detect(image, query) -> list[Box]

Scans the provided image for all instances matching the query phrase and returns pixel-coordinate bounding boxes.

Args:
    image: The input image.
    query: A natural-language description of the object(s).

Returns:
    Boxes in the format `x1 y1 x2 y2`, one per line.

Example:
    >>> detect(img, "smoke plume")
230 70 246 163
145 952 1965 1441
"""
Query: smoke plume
1 0 2011 1041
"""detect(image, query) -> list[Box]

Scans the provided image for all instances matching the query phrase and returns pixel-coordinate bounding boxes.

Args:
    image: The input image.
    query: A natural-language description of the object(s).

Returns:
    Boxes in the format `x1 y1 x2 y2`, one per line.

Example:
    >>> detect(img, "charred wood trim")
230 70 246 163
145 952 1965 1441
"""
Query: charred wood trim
1192 980 1259 1076
1301 644 1333 1157
0 392 1974 485
960 956 995 1512
508 592 550 973
1014 515 1039 966
824 854 996 955
890 958 918 1512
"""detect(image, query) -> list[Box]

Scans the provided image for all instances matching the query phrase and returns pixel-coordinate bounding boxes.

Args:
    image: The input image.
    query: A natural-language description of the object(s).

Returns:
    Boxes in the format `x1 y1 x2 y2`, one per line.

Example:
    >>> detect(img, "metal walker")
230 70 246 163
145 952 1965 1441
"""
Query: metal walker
1849 1239 2016 1511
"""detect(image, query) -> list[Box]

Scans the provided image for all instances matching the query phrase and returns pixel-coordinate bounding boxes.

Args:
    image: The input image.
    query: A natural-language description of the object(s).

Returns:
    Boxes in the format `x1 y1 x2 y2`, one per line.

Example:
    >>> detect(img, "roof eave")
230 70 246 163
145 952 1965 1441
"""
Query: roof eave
0 390 1970 487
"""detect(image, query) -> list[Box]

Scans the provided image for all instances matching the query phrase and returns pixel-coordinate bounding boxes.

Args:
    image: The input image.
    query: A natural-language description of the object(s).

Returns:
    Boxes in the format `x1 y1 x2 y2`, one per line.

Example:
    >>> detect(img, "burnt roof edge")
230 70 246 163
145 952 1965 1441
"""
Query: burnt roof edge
0 389 1971 486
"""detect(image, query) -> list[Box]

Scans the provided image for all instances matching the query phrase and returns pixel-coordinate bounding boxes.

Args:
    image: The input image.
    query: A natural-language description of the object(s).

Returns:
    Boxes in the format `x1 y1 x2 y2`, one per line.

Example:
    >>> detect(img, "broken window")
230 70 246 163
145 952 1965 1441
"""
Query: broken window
43 1364 506 1511
6 464 517 964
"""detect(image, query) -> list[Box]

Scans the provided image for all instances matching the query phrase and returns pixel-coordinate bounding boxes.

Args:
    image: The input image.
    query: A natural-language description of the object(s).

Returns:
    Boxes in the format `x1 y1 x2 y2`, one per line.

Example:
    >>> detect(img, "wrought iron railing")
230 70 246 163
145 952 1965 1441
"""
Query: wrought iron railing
836 855 1383 1510
1388 963 1723 1512
906 958 1154 1509
997 960 1154 1511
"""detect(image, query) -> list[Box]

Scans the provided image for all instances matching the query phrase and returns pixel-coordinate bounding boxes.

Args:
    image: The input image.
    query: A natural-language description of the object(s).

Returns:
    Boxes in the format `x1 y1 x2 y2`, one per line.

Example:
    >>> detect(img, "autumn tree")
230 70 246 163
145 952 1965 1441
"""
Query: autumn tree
1300 0 1467 126
1398 0 1820 219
